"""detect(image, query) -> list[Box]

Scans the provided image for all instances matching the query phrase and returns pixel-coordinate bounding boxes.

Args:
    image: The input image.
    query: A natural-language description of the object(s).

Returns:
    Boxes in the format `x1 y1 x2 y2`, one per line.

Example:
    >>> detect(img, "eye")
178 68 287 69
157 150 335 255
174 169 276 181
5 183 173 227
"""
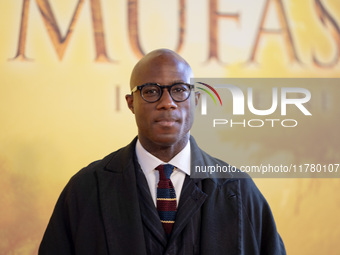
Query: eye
144 88 158 94
171 84 189 93
142 85 161 97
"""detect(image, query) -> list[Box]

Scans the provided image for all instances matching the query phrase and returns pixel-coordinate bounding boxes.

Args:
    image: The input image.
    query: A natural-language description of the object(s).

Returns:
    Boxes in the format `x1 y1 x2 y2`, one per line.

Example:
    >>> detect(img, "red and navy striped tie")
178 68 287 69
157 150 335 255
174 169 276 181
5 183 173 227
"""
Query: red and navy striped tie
156 164 177 236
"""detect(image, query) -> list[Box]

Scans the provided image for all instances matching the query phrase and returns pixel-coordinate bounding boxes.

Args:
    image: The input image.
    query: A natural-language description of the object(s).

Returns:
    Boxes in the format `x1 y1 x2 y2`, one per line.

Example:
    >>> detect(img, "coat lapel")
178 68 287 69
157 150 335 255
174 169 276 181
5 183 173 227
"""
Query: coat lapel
97 138 147 255
96 136 241 254
134 161 168 247
166 137 210 244
189 136 241 254
168 174 207 244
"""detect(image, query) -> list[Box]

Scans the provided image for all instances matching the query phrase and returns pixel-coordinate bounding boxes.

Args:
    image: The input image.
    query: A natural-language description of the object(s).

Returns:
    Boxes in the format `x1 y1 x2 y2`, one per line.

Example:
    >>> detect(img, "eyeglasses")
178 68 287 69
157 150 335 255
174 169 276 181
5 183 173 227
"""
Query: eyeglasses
131 82 194 103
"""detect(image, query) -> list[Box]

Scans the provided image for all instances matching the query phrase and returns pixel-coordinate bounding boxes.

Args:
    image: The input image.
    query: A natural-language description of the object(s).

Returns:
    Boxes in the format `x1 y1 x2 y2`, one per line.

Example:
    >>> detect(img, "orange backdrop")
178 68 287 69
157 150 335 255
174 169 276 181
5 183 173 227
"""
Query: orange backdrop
1 0 340 254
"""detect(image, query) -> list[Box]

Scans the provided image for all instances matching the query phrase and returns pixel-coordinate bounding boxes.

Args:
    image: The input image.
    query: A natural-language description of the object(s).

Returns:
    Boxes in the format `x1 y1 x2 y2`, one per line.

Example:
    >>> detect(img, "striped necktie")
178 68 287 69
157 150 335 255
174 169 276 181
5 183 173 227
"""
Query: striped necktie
156 164 177 235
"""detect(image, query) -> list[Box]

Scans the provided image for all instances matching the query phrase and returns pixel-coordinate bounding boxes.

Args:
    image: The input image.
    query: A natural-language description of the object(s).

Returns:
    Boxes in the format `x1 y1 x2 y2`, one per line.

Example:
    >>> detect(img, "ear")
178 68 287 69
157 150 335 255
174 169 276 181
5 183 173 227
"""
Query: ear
125 94 135 114
194 91 200 106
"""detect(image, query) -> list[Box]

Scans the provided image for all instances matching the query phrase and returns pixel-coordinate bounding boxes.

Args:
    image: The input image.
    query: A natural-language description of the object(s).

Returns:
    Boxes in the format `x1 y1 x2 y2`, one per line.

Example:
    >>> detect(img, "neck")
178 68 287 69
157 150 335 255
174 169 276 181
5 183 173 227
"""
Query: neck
138 135 189 162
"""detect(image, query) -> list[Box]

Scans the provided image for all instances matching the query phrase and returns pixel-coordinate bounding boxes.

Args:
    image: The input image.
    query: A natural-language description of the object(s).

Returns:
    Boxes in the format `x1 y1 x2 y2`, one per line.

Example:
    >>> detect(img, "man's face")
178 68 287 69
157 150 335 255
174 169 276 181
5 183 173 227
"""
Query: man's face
126 53 199 150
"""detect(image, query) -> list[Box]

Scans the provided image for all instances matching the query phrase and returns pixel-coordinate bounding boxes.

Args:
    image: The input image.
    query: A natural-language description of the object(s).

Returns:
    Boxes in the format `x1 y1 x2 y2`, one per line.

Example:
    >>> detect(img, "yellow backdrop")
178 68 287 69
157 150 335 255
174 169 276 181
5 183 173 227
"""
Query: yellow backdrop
1 0 340 254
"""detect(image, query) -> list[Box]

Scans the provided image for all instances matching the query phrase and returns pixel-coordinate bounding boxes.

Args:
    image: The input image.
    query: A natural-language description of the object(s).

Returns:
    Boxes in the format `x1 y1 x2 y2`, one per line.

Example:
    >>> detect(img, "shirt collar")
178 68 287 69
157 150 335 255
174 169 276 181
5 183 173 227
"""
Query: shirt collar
135 139 191 175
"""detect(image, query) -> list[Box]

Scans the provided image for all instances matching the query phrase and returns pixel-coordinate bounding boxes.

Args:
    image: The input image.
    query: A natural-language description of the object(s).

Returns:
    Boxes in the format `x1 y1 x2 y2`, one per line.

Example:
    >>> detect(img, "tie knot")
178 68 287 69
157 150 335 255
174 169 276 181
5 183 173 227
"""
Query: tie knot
156 164 175 180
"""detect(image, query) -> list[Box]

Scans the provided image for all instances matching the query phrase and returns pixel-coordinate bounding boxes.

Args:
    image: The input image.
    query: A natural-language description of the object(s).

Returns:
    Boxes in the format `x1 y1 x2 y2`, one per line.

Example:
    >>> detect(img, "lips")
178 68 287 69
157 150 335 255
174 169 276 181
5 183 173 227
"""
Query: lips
155 116 179 127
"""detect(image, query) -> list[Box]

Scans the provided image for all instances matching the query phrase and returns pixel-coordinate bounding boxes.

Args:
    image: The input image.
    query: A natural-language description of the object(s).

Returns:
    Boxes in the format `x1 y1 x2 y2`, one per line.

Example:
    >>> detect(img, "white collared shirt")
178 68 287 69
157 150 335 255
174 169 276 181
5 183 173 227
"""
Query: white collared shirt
135 139 191 207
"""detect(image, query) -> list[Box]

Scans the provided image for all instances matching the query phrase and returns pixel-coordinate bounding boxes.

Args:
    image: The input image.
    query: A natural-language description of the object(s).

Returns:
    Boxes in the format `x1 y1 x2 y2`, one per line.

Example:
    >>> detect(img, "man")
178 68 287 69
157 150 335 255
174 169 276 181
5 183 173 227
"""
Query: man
39 49 286 254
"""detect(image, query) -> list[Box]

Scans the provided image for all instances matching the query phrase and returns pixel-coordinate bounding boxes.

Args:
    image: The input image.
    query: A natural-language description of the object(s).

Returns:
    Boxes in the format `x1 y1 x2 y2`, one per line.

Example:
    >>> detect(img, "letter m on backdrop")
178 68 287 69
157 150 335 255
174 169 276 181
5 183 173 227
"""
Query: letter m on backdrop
12 0 111 62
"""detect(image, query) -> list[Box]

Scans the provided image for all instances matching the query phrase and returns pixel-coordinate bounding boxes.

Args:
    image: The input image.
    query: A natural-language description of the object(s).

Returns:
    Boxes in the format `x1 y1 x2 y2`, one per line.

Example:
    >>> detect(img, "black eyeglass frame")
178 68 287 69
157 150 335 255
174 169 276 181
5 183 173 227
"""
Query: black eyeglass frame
131 82 195 103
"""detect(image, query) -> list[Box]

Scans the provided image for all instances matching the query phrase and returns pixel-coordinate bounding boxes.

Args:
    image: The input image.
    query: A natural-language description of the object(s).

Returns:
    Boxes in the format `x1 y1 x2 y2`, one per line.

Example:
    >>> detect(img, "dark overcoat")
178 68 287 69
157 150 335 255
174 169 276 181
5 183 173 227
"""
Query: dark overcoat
39 137 286 255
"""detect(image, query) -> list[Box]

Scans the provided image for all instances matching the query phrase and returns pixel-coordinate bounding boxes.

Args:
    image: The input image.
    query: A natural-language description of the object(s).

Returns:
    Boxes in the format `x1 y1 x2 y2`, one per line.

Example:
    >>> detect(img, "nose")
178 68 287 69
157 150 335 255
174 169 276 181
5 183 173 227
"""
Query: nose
156 88 177 110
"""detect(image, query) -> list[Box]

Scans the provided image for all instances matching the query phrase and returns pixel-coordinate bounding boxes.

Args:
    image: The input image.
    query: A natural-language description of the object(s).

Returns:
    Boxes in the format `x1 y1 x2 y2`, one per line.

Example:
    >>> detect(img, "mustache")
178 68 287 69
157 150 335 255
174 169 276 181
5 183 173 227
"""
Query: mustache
154 113 180 122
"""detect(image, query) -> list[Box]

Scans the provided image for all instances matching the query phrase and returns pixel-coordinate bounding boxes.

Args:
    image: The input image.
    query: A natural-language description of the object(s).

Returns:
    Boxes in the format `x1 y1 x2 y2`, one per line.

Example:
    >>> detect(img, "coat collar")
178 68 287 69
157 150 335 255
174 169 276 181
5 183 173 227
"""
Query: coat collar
189 136 235 184
104 136 138 173
100 137 209 250
104 135 234 185
98 136 236 254
98 137 147 255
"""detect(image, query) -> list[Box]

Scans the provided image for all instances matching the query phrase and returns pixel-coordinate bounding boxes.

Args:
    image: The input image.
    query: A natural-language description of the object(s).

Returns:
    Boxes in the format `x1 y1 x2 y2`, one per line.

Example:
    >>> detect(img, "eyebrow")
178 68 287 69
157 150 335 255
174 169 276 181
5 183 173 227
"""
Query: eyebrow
171 80 186 84
141 80 188 86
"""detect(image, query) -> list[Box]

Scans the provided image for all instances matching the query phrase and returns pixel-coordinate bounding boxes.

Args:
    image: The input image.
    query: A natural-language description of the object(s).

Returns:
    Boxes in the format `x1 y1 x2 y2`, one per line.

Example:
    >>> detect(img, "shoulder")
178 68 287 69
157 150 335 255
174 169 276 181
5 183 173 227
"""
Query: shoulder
64 138 137 195
190 137 285 253
190 136 249 182
190 136 264 200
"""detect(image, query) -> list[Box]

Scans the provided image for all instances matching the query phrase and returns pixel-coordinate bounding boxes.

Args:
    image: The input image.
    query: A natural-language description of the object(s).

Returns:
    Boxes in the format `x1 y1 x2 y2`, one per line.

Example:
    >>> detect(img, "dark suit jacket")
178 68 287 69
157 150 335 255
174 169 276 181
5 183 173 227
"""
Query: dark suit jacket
39 137 286 255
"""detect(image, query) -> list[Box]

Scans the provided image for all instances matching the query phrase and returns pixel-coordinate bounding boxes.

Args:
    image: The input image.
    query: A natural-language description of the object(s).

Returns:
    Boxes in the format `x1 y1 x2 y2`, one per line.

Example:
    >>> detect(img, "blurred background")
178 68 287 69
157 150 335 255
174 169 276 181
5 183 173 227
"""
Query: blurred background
1 0 339 254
